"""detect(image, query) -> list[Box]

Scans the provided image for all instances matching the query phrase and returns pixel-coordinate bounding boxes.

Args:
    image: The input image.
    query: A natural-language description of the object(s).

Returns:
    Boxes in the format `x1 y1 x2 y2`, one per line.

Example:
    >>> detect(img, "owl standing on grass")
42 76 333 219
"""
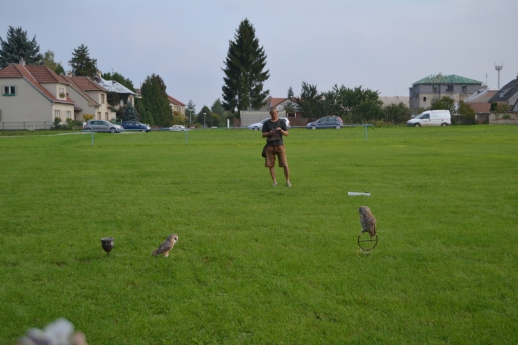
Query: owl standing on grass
152 234 178 257
359 206 376 238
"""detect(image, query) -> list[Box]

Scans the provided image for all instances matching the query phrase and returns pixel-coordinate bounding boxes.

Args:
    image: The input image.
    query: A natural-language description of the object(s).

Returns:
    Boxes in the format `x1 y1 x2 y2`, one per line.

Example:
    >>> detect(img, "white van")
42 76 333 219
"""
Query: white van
407 110 451 127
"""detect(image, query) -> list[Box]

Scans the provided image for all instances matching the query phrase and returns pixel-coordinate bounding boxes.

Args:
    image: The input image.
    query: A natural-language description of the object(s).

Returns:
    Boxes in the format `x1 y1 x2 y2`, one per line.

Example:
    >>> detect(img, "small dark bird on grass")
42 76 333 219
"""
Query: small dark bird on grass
359 206 377 238
152 234 178 257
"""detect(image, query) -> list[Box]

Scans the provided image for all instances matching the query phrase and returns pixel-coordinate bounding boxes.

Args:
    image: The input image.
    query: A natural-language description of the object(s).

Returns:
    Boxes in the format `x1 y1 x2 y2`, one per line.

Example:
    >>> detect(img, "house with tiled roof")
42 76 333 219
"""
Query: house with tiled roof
68 76 113 121
460 86 497 123
259 96 302 118
0 61 75 129
62 75 113 121
167 95 185 116
91 71 135 109
409 73 483 114
487 75 518 110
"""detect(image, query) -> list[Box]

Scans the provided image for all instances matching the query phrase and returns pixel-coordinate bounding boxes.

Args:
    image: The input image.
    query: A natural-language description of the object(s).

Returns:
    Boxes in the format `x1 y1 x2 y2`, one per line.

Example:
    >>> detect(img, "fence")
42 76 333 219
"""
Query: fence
0 121 54 130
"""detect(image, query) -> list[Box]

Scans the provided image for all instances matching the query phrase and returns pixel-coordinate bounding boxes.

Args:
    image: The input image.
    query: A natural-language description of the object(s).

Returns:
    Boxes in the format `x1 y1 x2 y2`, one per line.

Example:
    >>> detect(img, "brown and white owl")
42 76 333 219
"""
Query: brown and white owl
359 206 376 238
152 234 178 257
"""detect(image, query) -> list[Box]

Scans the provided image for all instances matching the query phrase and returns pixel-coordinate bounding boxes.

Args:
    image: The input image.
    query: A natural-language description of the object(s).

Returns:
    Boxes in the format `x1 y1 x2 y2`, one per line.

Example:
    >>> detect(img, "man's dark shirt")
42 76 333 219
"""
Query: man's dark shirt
262 119 287 146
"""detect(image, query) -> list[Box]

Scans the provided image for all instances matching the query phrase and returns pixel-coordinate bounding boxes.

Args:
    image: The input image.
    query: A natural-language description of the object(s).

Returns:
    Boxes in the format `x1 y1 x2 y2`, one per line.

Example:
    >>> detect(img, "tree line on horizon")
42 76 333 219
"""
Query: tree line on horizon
1 23 483 127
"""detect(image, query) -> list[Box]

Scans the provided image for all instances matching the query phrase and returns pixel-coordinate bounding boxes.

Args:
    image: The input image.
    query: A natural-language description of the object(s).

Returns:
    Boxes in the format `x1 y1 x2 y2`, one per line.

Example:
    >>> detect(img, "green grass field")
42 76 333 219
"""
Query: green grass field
1 126 517 344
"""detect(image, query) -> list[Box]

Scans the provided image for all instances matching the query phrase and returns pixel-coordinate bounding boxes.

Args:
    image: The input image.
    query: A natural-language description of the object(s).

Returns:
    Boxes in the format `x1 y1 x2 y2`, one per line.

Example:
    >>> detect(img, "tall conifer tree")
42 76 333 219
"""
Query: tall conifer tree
122 103 139 122
140 74 172 127
0 26 43 68
222 19 269 117
68 44 97 76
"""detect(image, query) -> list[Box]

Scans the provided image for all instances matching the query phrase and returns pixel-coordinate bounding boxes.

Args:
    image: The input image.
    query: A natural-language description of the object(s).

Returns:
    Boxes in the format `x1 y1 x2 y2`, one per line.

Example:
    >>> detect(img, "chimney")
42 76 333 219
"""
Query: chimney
19 58 25 66
96 70 102 78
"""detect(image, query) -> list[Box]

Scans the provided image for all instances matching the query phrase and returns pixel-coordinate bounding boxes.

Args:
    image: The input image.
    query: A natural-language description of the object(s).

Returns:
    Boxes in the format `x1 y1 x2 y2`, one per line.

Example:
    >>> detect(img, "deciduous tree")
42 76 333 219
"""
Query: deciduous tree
493 102 510 121
383 102 411 125
430 96 456 114
43 50 64 75
334 85 380 117
457 100 476 125
211 98 225 117
431 96 456 123
0 26 43 68
197 105 212 127
222 19 269 116
295 82 324 118
353 98 383 123
102 71 135 92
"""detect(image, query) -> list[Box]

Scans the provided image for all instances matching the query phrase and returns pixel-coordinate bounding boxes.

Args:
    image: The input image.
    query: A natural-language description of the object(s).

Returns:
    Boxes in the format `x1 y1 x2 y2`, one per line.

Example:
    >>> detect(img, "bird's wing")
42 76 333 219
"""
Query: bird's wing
152 241 173 256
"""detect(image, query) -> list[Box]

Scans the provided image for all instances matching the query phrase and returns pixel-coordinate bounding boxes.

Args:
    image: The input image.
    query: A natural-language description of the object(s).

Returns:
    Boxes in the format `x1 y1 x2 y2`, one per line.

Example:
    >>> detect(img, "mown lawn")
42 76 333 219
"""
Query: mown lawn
1 126 517 344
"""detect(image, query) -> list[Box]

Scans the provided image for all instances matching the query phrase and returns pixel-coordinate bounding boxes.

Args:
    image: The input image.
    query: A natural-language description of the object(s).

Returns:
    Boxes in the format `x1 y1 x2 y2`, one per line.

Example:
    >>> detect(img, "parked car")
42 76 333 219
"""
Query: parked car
168 125 186 132
121 121 151 132
248 117 291 130
306 116 344 129
406 110 451 127
83 120 124 133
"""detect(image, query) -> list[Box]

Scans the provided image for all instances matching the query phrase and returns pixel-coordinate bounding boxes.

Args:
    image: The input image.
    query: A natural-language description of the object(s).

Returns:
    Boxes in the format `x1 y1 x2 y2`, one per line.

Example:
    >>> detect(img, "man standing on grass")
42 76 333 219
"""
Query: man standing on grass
262 106 291 187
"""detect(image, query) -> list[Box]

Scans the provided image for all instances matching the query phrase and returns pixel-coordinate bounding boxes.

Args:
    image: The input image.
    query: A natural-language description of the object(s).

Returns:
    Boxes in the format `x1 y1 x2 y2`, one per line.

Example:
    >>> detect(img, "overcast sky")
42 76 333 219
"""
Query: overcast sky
2 0 517 110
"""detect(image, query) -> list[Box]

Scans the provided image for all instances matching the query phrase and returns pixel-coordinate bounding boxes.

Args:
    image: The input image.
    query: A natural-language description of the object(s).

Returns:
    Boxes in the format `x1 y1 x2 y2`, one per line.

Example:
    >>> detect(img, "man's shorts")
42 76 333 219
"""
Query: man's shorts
265 145 288 167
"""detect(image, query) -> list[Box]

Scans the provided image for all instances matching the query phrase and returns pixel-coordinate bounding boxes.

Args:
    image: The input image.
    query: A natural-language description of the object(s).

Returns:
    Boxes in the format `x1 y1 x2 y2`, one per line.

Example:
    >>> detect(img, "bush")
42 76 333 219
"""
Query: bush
172 115 186 125
51 117 62 130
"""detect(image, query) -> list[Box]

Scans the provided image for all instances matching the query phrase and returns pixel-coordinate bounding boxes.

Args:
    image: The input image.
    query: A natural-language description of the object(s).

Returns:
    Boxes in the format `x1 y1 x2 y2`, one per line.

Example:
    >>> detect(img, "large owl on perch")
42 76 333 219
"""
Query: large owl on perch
152 234 178 257
359 206 376 238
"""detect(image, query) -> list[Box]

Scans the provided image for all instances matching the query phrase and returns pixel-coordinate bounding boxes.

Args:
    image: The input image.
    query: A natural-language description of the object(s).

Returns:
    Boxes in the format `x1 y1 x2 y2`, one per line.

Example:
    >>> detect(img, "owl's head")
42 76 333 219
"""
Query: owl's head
359 206 371 215
168 234 179 243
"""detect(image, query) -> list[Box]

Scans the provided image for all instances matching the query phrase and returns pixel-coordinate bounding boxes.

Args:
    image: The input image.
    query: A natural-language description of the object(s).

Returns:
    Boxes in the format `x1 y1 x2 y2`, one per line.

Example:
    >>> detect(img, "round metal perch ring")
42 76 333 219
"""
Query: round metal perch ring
357 233 378 251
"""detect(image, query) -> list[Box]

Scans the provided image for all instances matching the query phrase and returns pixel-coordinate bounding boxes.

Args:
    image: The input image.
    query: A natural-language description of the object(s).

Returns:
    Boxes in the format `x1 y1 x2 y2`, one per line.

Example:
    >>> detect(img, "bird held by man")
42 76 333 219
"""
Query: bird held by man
359 206 376 238
152 234 178 257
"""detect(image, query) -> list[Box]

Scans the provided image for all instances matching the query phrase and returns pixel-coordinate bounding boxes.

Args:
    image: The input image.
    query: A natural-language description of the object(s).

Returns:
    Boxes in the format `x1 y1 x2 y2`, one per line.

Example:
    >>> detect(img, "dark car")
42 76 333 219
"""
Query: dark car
306 116 344 129
121 121 151 132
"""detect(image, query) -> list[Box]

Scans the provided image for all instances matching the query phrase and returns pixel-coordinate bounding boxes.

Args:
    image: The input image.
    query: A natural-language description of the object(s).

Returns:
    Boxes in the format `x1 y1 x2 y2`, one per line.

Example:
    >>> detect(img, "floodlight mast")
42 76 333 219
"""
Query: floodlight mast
189 108 194 125
495 62 503 89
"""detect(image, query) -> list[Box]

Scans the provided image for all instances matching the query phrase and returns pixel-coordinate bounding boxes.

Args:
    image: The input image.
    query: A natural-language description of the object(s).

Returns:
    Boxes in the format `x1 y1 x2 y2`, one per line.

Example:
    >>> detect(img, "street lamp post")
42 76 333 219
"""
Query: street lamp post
189 108 194 126
203 112 206 128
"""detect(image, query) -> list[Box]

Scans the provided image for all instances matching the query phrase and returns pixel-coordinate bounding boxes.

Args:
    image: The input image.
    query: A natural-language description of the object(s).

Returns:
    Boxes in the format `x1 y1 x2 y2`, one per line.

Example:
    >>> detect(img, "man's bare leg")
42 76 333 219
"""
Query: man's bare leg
269 167 277 186
283 166 291 186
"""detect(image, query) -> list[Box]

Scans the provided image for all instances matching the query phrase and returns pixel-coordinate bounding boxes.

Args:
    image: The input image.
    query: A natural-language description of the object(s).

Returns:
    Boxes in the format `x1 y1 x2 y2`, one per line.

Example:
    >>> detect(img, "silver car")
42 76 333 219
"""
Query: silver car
84 120 124 133
168 125 186 132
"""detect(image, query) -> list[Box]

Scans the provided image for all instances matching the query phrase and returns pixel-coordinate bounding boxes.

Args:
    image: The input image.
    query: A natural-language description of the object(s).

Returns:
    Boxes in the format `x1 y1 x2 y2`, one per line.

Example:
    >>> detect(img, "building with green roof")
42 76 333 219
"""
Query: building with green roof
409 73 482 114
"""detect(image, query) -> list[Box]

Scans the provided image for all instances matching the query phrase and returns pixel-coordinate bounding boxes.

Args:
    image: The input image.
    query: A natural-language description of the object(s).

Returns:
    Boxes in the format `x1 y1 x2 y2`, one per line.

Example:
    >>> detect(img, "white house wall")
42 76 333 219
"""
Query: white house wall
241 111 270 127
41 82 68 102
84 90 112 120
52 103 75 121
66 87 98 121
0 78 53 122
